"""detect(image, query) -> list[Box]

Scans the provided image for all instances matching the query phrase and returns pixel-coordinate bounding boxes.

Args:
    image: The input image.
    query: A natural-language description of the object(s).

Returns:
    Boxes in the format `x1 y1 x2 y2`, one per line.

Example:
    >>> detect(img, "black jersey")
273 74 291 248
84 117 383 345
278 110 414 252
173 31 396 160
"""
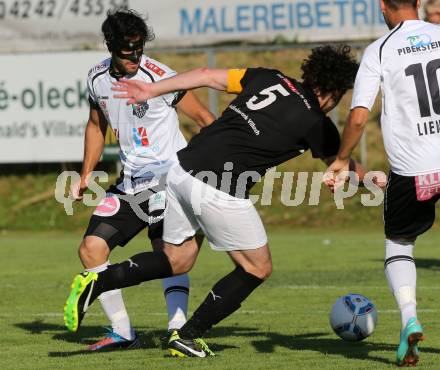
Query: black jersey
178 68 340 198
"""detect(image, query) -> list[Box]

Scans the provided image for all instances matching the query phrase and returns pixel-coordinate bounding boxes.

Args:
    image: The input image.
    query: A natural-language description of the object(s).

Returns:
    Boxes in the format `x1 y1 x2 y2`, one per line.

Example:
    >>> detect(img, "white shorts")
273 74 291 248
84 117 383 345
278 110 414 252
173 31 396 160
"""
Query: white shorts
162 163 268 252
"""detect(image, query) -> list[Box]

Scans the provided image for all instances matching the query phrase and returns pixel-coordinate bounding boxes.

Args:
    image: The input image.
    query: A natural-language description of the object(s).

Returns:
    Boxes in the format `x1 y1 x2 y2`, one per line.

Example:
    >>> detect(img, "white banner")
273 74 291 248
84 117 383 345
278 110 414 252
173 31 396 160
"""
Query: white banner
0 0 391 52
0 51 107 163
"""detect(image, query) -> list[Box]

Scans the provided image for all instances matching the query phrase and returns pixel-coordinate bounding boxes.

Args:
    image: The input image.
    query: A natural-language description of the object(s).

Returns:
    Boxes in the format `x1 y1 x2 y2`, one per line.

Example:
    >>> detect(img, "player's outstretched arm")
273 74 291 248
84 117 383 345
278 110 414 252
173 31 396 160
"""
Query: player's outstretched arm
323 107 369 190
70 107 108 200
112 68 229 104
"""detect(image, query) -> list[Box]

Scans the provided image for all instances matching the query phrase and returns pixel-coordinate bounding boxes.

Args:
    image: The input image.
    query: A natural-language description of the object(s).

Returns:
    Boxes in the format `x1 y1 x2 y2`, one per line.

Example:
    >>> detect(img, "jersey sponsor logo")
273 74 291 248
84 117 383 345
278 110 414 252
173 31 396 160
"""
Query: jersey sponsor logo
398 36 440 55
277 74 311 110
149 191 166 213
97 96 109 112
408 34 432 48
93 194 120 217
229 104 260 135
133 126 149 147
132 101 149 118
415 172 440 201
88 63 107 77
145 61 166 77
97 97 111 121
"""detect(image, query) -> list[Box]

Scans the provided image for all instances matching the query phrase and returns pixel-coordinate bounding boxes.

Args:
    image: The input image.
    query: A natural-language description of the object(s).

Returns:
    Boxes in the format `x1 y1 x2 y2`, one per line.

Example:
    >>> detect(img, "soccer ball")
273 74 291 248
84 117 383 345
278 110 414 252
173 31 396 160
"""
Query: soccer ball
329 293 377 341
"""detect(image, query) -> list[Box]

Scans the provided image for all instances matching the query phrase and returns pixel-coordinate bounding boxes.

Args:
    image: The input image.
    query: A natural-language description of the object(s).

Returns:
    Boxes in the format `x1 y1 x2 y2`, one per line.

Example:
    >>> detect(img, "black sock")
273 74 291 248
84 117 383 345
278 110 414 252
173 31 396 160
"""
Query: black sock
91 251 173 301
179 266 264 339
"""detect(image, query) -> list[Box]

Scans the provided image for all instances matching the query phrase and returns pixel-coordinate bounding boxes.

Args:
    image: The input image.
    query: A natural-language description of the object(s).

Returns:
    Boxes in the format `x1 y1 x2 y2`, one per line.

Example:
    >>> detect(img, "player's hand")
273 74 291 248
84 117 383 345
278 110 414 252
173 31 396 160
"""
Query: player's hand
369 171 388 189
112 79 153 105
323 158 350 192
69 176 89 201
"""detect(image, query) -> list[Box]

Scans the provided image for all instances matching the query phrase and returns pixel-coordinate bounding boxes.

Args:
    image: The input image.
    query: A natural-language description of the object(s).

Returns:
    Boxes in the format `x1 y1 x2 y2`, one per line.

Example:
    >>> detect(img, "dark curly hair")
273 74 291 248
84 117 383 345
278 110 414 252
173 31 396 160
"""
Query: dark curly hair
102 9 155 49
301 45 359 99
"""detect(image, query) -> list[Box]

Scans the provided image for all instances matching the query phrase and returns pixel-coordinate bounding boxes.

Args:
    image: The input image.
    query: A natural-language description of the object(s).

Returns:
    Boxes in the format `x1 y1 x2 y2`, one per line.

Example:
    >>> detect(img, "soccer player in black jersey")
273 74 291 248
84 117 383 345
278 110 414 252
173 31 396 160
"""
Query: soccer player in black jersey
64 45 362 357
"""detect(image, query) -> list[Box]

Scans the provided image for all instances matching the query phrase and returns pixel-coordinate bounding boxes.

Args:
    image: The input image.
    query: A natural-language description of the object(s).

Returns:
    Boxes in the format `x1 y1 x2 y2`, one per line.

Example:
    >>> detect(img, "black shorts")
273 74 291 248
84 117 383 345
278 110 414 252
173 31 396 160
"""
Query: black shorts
84 185 165 249
384 171 439 239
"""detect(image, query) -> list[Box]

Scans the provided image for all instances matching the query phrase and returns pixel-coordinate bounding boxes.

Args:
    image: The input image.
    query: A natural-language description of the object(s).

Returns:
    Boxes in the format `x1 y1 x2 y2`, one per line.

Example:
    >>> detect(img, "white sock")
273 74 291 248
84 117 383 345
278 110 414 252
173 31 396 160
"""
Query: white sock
86 261 135 340
162 273 189 331
384 239 417 328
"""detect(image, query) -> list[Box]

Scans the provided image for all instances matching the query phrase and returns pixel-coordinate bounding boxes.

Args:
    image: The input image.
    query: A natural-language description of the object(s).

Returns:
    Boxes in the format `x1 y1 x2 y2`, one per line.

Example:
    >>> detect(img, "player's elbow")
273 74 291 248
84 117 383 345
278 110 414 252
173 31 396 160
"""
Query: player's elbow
348 118 367 130
348 107 369 130
198 67 214 84
197 110 215 127
198 68 225 90
185 105 214 128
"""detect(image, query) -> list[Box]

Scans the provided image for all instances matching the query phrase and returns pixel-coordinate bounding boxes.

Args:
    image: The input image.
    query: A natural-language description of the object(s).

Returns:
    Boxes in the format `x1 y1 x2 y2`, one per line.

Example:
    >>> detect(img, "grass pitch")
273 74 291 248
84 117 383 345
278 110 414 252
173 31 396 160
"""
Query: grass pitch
1 228 440 369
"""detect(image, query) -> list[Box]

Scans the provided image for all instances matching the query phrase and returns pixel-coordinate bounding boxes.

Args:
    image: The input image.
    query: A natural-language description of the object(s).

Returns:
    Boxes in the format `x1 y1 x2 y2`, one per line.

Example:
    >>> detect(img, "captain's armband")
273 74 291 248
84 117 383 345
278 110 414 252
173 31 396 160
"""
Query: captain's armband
226 69 247 94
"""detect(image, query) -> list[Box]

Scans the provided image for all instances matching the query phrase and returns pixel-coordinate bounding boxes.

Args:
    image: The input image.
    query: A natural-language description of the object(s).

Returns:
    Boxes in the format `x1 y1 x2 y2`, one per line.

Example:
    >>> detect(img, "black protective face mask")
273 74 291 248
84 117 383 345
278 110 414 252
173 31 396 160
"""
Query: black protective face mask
116 47 143 63
108 38 145 63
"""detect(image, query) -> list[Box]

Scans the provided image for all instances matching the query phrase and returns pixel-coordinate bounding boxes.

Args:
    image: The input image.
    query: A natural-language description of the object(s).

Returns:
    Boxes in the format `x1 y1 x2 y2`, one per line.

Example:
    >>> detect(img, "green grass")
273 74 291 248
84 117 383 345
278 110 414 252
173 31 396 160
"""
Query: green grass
1 228 440 369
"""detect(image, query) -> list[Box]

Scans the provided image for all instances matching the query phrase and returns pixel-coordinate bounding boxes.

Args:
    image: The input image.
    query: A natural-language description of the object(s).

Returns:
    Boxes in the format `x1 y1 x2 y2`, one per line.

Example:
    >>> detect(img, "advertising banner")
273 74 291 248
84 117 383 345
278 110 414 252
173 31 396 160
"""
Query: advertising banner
0 0 390 52
0 51 107 162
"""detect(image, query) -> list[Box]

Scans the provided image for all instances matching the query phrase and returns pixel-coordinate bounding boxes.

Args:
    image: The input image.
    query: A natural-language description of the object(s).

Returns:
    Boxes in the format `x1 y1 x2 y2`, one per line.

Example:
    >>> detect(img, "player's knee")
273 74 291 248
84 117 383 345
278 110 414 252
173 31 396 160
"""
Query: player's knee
168 255 194 275
265 262 273 279
165 249 195 274
259 261 273 280
244 261 272 280
173 264 191 275
78 242 88 261
78 237 109 267
164 239 198 274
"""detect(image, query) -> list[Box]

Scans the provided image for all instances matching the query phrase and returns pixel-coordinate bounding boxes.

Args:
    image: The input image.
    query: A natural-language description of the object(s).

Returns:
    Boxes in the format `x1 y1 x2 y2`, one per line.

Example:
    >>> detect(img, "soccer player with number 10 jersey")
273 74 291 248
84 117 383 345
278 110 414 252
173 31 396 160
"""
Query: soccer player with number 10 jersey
326 0 440 366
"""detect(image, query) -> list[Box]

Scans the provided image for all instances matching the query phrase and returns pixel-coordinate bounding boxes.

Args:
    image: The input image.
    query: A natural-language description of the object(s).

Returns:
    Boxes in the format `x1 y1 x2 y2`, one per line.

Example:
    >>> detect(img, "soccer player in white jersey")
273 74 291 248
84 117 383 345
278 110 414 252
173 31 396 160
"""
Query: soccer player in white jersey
67 10 214 350
326 0 440 366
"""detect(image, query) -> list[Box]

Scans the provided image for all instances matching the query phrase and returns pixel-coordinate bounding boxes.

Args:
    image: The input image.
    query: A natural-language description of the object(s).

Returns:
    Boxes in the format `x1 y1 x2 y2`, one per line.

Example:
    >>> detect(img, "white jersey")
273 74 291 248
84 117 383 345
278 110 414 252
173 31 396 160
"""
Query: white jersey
351 20 440 176
87 55 187 194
